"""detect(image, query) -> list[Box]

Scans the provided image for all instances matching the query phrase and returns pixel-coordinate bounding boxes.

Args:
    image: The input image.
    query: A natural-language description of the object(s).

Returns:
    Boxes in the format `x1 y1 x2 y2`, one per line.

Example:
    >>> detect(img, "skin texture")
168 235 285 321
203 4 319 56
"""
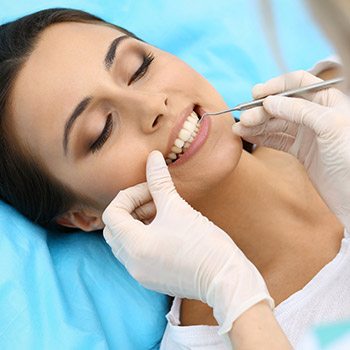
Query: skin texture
10 22 240 230
9 23 344 325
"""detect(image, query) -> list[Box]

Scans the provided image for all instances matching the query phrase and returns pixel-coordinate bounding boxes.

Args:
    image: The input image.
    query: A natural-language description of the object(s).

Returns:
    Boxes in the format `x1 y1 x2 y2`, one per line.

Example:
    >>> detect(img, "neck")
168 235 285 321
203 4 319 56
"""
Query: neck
179 148 343 322
192 148 342 273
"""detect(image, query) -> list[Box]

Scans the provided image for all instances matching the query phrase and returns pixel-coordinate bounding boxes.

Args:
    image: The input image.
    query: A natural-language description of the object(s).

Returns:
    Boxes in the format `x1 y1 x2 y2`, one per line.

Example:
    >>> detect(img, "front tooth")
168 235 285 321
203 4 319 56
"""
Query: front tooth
168 152 177 160
183 121 196 132
174 138 185 148
187 117 198 126
171 146 182 154
188 136 194 142
179 129 192 142
166 159 172 164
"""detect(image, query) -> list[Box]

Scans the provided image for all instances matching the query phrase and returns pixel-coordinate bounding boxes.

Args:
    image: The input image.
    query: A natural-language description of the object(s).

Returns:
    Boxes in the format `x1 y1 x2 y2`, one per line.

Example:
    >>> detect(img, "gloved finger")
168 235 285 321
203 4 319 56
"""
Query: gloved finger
252 70 322 99
103 225 143 266
232 121 267 137
102 182 150 230
146 150 178 208
266 118 298 136
233 119 298 138
317 86 347 107
263 95 328 136
246 133 295 152
239 107 270 127
102 184 150 264
133 200 156 223
103 226 120 248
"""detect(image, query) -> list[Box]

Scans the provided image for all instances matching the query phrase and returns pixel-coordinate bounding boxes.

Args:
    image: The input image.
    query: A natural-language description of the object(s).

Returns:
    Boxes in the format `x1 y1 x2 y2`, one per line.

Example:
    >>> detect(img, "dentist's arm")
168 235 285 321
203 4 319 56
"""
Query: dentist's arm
102 151 291 349
232 70 350 232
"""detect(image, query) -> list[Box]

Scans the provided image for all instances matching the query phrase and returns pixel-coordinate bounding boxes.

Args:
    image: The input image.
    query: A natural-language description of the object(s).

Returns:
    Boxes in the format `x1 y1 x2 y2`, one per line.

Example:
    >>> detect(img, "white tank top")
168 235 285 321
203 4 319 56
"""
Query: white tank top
160 230 350 349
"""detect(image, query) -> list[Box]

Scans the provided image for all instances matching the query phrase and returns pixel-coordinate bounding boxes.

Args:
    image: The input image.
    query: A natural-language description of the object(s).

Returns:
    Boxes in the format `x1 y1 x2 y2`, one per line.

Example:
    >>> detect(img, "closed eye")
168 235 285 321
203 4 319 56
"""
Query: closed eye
89 53 154 154
128 52 154 85
90 113 113 153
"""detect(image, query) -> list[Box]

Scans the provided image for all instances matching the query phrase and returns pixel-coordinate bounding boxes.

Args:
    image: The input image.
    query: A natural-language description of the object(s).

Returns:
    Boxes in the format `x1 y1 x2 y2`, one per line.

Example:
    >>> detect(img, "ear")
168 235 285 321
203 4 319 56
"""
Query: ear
56 208 104 232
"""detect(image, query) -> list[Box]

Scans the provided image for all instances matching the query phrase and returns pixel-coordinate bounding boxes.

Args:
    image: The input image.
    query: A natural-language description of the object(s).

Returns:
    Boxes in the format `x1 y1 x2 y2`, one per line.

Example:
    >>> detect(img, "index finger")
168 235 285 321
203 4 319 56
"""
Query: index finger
102 182 151 227
253 70 322 99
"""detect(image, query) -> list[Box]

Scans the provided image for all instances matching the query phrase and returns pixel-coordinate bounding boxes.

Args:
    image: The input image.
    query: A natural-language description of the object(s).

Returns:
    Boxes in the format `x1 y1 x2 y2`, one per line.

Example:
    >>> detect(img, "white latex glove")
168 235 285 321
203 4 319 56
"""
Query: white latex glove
102 150 273 335
232 70 350 231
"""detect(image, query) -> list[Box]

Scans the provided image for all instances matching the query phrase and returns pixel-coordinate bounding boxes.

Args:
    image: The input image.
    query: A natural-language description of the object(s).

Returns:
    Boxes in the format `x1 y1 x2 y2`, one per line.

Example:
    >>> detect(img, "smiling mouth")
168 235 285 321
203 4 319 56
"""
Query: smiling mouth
165 106 202 164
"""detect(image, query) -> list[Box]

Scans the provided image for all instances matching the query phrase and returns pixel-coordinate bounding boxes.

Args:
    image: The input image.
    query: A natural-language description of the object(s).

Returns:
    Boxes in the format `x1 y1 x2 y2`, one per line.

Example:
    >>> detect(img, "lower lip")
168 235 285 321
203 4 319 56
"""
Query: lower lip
169 116 211 167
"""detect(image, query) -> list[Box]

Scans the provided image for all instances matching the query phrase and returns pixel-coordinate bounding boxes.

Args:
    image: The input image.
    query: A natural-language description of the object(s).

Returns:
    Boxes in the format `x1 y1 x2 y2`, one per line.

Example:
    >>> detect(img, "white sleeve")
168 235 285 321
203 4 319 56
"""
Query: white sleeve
307 54 342 76
160 297 229 350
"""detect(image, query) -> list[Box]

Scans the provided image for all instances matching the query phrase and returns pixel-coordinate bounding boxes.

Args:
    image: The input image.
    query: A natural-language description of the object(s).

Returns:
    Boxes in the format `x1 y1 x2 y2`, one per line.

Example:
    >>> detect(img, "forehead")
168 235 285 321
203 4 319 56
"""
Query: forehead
10 22 124 161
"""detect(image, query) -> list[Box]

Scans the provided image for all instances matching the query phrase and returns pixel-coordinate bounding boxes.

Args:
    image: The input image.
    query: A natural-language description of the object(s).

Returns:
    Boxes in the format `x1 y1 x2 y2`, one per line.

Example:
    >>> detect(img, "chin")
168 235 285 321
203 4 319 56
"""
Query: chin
170 115 243 202
201 129 243 186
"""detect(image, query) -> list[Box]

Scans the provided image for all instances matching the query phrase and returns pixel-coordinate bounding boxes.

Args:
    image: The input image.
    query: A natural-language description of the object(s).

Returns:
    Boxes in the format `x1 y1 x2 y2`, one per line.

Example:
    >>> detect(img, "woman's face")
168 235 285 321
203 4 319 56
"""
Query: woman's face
10 22 242 230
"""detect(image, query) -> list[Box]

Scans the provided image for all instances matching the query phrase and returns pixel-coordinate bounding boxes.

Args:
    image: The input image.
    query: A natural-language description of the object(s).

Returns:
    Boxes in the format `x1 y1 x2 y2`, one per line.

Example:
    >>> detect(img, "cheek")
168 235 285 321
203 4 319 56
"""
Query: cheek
66 144 149 209
100 149 148 204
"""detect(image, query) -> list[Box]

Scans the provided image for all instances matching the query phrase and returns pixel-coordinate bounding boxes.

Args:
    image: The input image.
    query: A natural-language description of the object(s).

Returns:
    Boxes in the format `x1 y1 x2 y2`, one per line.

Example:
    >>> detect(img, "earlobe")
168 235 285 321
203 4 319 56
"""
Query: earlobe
56 210 104 232
56 213 77 228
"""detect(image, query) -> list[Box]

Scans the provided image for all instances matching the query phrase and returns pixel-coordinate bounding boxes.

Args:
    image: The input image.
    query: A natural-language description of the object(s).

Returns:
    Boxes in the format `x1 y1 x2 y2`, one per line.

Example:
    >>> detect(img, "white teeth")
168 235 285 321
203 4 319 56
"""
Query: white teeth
165 110 201 163
183 121 196 133
168 152 177 160
190 111 199 121
171 146 182 154
178 129 192 142
189 117 198 124
174 138 185 148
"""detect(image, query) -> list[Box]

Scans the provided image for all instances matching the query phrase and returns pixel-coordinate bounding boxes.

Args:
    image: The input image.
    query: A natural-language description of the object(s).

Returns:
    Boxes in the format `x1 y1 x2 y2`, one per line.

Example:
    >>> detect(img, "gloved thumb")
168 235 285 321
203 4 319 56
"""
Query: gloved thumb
263 95 327 136
146 150 177 208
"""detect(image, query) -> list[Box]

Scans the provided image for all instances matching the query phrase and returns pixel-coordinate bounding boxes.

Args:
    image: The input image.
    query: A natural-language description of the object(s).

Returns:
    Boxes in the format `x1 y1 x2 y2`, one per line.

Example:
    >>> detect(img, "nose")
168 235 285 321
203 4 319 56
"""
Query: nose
123 90 168 133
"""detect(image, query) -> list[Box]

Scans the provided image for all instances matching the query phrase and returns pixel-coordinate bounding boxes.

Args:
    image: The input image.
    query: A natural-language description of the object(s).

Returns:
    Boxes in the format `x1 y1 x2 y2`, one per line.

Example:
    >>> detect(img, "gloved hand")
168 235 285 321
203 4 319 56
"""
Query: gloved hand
102 150 273 334
232 70 350 231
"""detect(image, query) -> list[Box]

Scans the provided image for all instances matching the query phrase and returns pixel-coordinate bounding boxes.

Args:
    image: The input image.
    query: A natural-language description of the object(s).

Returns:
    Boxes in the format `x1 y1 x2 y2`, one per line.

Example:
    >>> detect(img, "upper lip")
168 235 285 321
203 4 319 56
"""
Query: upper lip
165 103 196 157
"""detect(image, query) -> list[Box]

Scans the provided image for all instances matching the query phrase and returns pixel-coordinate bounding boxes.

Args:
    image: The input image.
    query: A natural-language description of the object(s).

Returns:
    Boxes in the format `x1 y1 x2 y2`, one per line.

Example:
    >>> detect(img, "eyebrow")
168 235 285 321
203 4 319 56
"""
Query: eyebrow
104 35 129 70
63 35 130 155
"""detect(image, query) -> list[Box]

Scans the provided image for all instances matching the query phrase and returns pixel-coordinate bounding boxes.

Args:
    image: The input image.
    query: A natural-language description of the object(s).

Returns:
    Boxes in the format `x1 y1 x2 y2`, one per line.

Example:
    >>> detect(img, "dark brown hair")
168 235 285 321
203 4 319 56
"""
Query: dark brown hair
0 8 139 231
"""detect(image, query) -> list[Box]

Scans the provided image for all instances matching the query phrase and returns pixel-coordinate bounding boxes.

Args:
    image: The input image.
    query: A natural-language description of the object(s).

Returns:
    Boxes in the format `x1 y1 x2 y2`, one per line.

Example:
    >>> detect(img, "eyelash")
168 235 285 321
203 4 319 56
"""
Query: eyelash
128 52 155 85
90 52 154 153
90 113 113 153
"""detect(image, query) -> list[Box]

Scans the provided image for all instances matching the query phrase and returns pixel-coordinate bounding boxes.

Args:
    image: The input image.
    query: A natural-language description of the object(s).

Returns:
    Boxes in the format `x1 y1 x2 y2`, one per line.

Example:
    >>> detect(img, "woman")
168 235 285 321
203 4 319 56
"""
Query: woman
0 8 348 348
